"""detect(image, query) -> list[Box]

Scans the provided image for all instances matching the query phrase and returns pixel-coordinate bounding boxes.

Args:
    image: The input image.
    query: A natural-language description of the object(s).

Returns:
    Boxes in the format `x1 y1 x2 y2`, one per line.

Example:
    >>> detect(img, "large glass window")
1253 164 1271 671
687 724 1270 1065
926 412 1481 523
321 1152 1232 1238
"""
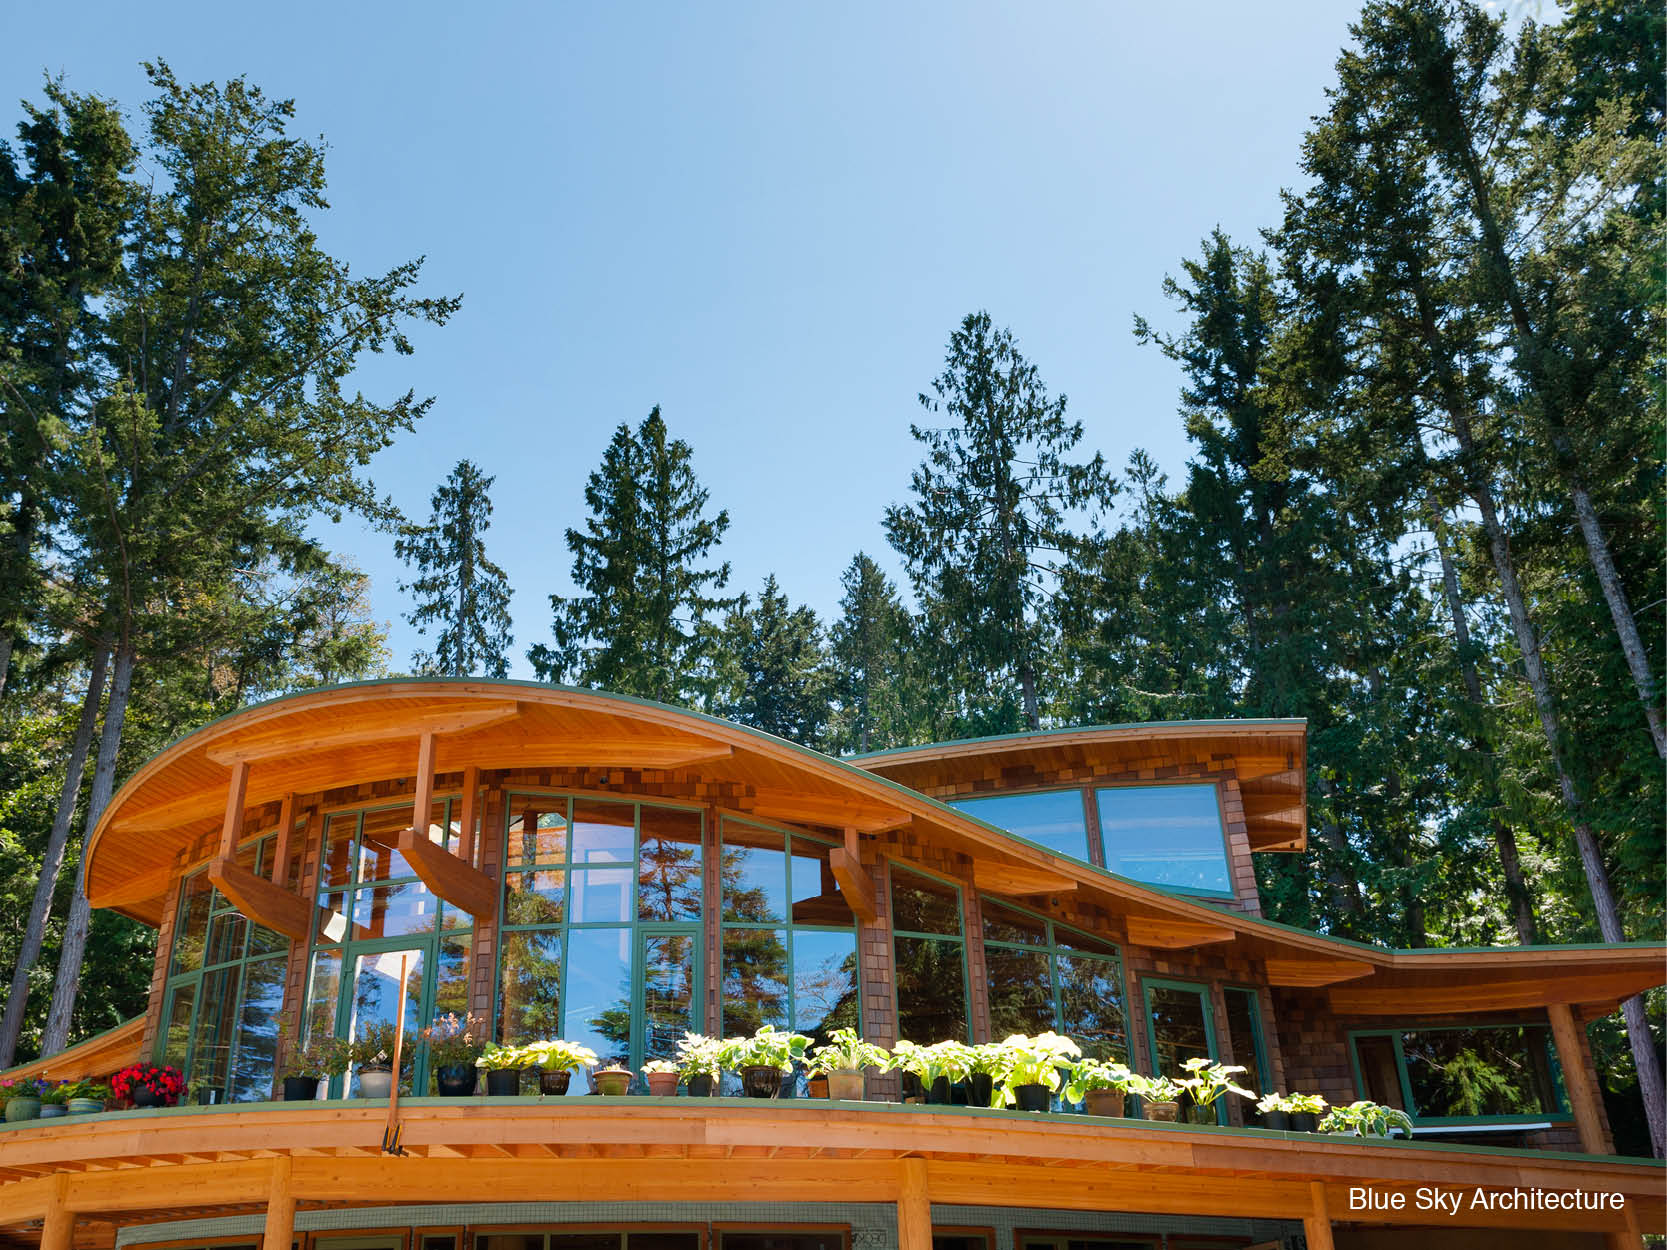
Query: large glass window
890 864 969 1044
982 898 1126 1061
949 789 1091 862
158 836 290 1103
1142 977 1221 1125
720 820 860 1047
1096 784 1231 895
1222 986 1272 1113
1349 1024 1567 1122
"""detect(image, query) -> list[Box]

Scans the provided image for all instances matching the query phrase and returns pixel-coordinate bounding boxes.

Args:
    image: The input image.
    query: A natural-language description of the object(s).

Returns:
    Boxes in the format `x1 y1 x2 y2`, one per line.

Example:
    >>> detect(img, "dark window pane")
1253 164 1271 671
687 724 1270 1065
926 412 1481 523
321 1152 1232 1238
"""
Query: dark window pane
1054 925 1119 958
507 795 568 866
345 947 426 1093
548 1238 621 1250
890 865 961 936
161 981 196 1068
721 825 787 922
1355 1034 1405 1109
498 929 563 1045
723 1232 845 1250
315 890 350 944
571 800 635 865
247 921 287 957
723 927 789 1036
1059 955 1125 1062
479 1236 545 1250
570 867 633 923
1222 987 1267 1099
895 934 968 1042
1400 1025 1561 1118
170 873 212 975
982 898 1047 945
1097 784 1231 894
987 945 1054 1038
358 804 437 882
951 788 1091 860
1148 984 1211 1076
191 965 238 1094
630 1236 700 1250
638 805 704 921
562 926 632 1074
792 928 859 1043
350 880 441 939
504 869 566 926
790 837 853 926
934 1238 991 1250
229 955 286 1101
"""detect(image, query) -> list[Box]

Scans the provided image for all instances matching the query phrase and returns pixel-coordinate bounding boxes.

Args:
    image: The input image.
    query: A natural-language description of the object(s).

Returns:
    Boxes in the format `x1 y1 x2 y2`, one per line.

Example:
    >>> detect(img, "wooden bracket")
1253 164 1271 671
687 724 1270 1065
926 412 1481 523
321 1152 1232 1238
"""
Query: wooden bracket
1263 958 1374 988
207 857 311 941
396 826 499 925
828 826 878 925
971 860 1077 897
1124 915 1235 950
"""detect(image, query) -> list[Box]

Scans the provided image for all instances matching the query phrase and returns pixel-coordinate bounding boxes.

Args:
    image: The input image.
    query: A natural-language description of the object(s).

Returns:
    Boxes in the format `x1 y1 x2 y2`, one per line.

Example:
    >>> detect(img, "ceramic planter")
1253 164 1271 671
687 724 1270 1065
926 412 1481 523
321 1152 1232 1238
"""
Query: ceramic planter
645 1072 680 1097
685 1074 715 1098
1143 1099 1181 1122
594 1067 633 1096
825 1070 864 1101
1012 1083 1052 1113
282 1076 319 1102
357 1067 393 1099
436 1065 477 1097
132 1087 164 1108
1082 1088 1127 1117
739 1065 782 1098
539 1069 572 1096
4 1098 40 1121
39 1104 67 1118
66 1097 104 1116
484 1068 522 1097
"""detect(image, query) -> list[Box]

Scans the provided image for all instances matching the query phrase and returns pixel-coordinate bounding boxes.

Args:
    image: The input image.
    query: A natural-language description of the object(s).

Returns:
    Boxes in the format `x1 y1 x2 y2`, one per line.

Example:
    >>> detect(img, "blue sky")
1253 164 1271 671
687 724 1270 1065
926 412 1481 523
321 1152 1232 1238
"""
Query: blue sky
5 2 1360 676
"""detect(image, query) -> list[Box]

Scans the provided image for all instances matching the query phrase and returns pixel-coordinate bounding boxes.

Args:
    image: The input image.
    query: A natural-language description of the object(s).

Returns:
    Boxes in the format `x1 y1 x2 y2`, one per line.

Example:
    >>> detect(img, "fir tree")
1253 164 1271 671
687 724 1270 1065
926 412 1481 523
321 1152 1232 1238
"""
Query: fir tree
713 574 829 747
395 459 513 677
827 553 910 754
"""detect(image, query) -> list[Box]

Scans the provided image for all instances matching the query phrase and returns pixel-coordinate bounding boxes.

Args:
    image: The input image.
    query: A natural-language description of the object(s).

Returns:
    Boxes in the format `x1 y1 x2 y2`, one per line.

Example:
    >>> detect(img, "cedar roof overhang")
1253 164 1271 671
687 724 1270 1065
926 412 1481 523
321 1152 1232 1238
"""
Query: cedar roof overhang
85 680 1663 1017
852 720 1309 852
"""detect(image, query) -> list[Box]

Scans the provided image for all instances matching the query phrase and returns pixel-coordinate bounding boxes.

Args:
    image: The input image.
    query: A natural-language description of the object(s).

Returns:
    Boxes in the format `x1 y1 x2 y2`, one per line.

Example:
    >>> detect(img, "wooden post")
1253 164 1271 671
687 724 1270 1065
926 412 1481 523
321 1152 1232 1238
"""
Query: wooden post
220 760 251 860
1303 1180 1335 1250
413 731 436 836
1547 1002 1610 1155
271 793 296 888
263 1157 295 1250
457 764 481 865
897 1157 931 1250
39 1175 72 1250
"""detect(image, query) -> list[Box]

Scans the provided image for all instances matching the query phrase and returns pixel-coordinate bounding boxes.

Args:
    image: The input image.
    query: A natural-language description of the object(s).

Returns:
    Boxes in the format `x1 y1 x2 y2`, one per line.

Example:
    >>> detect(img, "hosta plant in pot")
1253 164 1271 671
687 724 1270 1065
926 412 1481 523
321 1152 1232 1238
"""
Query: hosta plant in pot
350 1023 412 1099
63 1080 111 1116
806 1028 891 1101
477 1043 529 1096
892 1039 975 1105
1282 1091 1327 1133
278 1027 349 1101
423 1013 487 1096
1063 1057 1137 1118
964 1042 1005 1109
990 1032 1081 1112
1319 1099 1413 1139
1176 1057 1254 1125
522 1039 600 1096
729 1025 811 1098
642 1059 681 1097
675 1033 726 1097
112 1063 184 1109
1129 1073 1185 1122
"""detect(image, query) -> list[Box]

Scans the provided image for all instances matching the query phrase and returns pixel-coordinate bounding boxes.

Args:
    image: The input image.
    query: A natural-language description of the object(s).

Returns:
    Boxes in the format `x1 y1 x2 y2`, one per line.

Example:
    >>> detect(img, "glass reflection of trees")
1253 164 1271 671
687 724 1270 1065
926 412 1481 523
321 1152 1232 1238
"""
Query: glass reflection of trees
982 897 1126 1062
1350 1025 1566 1121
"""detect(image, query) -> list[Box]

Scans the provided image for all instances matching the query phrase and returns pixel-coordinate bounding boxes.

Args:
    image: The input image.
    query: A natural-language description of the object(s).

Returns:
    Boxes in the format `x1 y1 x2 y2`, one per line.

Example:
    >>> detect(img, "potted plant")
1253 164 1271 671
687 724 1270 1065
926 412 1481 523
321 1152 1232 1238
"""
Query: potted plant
1319 1099 1413 1138
112 1063 183 1109
279 1031 349 1101
350 1023 411 1098
1128 1072 1185 1122
476 1042 528 1096
728 1025 811 1099
892 1039 975 1105
38 1081 70 1118
989 1032 1081 1112
63 1080 110 1116
593 1063 635 1096
675 1033 726 1097
806 1028 890 1101
423 1013 487 1096
1283 1091 1327 1133
1064 1057 1137 1118
2 1078 46 1122
642 1059 681 1097
521 1039 600 1096
1176 1057 1254 1124
965 1042 1005 1109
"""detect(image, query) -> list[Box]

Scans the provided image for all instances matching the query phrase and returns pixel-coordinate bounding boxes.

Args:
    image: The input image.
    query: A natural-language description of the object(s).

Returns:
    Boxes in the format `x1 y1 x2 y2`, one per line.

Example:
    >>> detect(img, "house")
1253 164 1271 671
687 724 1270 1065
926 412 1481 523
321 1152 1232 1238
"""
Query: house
0 679 1660 1250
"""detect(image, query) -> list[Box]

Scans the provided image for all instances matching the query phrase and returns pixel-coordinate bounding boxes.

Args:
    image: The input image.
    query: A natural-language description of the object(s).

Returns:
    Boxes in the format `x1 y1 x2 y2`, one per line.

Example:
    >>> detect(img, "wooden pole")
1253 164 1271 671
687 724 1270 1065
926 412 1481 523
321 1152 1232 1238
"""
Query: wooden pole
39 1175 72 1250
1303 1180 1335 1250
219 760 251 861
457 764 480 865
1547 1003 1610 1155
383 953 410 1153
412 731 436 838
262 1157 294 1250
271 793 296 888
897 1157 931 1250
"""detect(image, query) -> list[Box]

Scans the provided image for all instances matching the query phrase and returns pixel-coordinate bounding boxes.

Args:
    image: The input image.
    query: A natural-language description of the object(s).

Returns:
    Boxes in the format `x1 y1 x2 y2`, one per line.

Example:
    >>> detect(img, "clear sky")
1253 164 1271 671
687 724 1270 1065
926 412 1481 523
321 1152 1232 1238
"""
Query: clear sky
5 2 1362 677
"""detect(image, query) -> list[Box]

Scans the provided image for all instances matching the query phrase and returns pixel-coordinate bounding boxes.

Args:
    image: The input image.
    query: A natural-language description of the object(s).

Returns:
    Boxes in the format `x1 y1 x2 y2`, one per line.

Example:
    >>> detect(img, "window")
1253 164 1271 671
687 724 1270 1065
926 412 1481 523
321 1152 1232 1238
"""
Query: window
949 789 1092 862
982 898 1126 1061
890 864 969 1044
1222 986 1272 1111
1096 784 1231 895
1349 1024 1568 1122
158 836 290 1102
1142 977 1221 1125
720 820 860 1048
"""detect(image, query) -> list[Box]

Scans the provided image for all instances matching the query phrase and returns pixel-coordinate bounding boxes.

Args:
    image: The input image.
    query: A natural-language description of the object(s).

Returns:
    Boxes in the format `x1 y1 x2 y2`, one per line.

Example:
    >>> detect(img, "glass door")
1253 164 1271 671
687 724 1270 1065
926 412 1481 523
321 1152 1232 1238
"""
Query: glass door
1142 977 1222 1125
339 943 426 1095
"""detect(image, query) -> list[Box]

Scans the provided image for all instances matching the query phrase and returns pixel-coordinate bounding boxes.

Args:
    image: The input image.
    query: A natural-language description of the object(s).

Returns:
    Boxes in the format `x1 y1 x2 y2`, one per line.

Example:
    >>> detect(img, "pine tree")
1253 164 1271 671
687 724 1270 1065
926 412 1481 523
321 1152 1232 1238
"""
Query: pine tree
885 312 1117 735
532 407 736 705
712 575 829 747
826 553 910 754
395 459 513 677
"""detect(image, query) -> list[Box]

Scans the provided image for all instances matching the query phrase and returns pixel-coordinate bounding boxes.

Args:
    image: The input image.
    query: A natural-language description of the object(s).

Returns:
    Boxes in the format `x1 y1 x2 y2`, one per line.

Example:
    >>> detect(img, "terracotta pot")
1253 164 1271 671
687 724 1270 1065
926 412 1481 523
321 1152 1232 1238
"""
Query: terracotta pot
740 1065 782 1098
686 1074 715 1098
646 1072 679 1097
825 1070 864 1101
4 1098 40 1122
484 1068 522 1097
1144 1099 1181 1122
594 1067 633 1096
1083 1088 1127 1118
436 1065 477 1097
539 1069 572 1096
807 1075 830 1099
357 1067 393 1099
1013 1083 1052 1113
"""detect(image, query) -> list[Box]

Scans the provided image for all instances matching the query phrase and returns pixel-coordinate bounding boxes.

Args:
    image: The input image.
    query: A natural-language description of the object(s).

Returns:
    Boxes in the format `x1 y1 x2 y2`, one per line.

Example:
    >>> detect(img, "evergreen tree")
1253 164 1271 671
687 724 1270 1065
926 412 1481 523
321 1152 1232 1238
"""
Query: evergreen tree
531 407 736 705
395 459 513 677
885 312 1117 735
712 574 829 747
826 553 910 754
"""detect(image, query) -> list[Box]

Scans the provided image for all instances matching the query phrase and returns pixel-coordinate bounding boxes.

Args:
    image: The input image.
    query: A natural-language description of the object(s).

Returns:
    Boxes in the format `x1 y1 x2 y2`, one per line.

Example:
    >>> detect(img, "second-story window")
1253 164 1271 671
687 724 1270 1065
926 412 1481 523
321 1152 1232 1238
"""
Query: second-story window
1096 784 1232 896
948 789 1092 862
890 864 969 1044
981 897 1126 1061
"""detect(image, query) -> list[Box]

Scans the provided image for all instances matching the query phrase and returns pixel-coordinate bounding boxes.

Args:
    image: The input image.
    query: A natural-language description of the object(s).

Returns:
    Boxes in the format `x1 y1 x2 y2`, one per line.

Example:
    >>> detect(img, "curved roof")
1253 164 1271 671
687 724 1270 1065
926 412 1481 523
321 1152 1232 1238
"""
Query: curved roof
86 679 1662 1017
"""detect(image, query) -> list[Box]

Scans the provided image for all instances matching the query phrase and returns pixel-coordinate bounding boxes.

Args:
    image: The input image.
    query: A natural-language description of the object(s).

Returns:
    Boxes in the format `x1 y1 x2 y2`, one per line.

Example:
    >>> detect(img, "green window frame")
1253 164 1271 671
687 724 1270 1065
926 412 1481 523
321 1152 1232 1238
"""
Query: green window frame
1141 976 1225 1125
156 834 290 1103
1096 783 1234 898
980 895 1127 1062
947 787 1094 863
1221 984 1273 1100
1346 1023 1571 1126
888 861 972 1044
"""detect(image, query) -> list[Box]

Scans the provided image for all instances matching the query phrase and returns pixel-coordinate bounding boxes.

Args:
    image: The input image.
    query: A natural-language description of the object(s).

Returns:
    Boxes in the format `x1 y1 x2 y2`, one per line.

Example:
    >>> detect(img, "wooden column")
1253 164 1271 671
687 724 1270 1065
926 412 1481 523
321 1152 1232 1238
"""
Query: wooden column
263 1157 295 1250
457 764 481 866
896 1157 931 1250
271 793 297 888
220 760 251 859
1606 1199 1643 1250
1547 1002 1610 1155
39 1175 72 1250
1303 1180 1335 1250
412 731 437 831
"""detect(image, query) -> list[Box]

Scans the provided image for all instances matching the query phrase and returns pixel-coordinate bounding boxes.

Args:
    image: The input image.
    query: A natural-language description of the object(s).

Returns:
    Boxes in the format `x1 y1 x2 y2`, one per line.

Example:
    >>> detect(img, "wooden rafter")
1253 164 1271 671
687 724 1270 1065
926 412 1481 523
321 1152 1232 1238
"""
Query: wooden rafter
1124 915 1235 950
827 827 877 924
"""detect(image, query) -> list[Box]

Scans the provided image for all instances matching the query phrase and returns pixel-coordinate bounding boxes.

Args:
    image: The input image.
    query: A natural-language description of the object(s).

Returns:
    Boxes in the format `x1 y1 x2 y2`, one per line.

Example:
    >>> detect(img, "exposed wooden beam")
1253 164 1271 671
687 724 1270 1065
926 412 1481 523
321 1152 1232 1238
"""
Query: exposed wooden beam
395 826 498 925
262 1158 293 1250
971 861 1078 897
205 703 522 765
1547 1003 1610 1156
1125 915 1235 950
206 858 310 942
92 864 175 908
218 760 250 861
897 1157 930 1250
1328 970 1664 1016
412 730 436 828
828 827 877 925
746 788 909 833
39 1175 71 1250
271 794 296 889
1304 1180 1335 1250
457 764 480 865
1263 958 1374 988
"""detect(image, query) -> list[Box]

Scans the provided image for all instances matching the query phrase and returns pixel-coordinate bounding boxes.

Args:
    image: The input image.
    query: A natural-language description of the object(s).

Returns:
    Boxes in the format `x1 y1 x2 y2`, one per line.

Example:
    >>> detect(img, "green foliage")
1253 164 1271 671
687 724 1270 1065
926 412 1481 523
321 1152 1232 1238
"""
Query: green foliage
396 459 513 677
711 574 829 746
825 553 913 754
1320 1099 1415 1138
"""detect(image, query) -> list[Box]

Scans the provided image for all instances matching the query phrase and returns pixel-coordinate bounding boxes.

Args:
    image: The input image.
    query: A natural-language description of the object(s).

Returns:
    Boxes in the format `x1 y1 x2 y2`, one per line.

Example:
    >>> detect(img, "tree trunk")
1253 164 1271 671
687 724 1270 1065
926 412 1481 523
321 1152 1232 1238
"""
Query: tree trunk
40 642 133 1057
0 646 109 1067
0 632 12 702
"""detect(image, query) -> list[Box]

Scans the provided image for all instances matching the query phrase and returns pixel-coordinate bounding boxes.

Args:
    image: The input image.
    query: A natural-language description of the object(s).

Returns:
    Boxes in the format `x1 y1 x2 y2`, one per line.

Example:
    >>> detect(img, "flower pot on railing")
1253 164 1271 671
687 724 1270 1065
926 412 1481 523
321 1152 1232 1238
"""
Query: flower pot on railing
924 1075 952 1105
539 1070 572 1096
594 1067 633 1097
357 1067 393 1099
966 1073 994 1108
4 1098 41 1122
1260 1108 1291 1131
1012 1084 1052 1113
66 1097 105 1116
686 1074 715 1098
132 1087 165 1109
807 1075 830 1099
39 1104 67 1118
740 1065 782 1099
283 1076 319 1102
826 1070 864 1101
1143 1100 1180 1123
484 1068 522 1097
1289 1111 1319 1133
436 1064 477 1097
1083 1088 1128 1118
645 1072 679 1097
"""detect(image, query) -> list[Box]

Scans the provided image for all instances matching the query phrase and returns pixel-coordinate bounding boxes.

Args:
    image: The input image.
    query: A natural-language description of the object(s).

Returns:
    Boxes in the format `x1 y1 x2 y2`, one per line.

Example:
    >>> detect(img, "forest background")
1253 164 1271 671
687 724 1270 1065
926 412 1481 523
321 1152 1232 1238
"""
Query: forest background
0 0 1661 1154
